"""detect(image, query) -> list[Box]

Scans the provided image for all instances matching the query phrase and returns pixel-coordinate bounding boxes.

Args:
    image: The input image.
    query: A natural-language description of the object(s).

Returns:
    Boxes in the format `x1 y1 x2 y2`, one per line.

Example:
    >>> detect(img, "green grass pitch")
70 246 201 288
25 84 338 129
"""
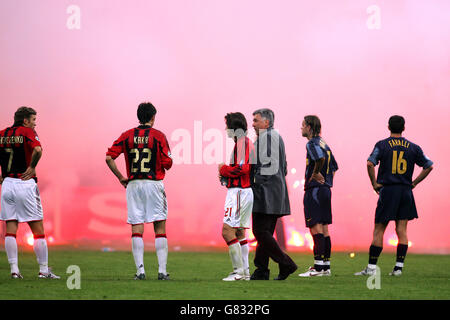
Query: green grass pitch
0 249 448 300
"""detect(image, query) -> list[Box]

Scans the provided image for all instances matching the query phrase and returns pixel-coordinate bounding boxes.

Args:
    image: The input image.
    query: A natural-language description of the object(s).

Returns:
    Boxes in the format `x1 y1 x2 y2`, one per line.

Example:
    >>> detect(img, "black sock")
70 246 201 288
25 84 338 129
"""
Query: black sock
312 233 325 271
394 244 408 271
323 236 331 270
368 245 383 265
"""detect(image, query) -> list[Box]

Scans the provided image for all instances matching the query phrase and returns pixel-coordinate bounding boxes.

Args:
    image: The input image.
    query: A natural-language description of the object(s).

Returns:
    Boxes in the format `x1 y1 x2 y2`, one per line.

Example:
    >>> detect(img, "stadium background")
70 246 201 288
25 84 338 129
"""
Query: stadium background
0 0 449 254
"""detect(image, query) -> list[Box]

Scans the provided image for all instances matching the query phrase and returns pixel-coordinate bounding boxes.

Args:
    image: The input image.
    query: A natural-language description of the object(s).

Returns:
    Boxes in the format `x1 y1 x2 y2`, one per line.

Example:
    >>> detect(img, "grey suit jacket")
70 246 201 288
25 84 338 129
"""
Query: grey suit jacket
251 128 291 216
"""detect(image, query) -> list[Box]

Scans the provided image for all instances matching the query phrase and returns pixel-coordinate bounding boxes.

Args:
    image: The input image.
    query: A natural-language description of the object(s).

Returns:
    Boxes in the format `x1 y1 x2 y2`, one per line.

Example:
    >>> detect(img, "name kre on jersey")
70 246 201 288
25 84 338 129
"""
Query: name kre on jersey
133 136 149 145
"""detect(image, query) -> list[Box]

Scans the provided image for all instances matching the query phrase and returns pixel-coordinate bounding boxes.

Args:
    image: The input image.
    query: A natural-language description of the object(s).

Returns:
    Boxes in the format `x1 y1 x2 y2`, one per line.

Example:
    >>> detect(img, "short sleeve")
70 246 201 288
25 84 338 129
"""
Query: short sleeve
306 140 324 161
368 142 382 165
415 146 433 169
106 132 127 159
23 128 42 149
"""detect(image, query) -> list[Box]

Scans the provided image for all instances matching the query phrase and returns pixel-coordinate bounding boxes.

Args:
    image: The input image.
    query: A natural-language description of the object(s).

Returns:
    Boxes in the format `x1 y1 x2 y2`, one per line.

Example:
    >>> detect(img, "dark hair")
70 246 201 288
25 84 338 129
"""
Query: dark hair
13 106 36 127
304 115 321 137
137 102 157 124
388 115 405 134
225 112 248 136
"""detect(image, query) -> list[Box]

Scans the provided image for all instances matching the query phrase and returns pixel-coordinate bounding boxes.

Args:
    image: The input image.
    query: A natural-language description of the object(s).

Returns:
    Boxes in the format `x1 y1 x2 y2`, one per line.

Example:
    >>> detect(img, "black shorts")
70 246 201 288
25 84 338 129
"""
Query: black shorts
303 186 332 228
375 185 418 224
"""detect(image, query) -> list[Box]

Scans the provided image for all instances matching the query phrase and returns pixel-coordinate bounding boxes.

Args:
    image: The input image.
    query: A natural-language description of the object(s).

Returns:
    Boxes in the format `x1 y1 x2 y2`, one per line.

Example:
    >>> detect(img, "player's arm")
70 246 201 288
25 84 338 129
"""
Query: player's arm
160 135 173 170
219 163 251 178
105 155 128 188
310 157 325 184
412 165 433 189
106 133 128 187
21 146 42 181
412 146 434 189
367 161 383 194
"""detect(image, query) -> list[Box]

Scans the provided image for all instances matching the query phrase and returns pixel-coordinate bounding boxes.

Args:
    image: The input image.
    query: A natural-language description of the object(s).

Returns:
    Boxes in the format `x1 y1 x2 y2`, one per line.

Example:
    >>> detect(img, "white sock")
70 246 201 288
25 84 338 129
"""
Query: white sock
239 239 249 272
33 236 49 274
155 234 168 274
132 234 145 274
227 239 243 273
5 235 19 274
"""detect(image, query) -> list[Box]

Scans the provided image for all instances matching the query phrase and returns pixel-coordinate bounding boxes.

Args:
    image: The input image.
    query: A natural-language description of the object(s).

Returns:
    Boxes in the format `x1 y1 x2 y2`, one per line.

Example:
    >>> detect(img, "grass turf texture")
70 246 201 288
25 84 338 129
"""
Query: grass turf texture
0 250 448 300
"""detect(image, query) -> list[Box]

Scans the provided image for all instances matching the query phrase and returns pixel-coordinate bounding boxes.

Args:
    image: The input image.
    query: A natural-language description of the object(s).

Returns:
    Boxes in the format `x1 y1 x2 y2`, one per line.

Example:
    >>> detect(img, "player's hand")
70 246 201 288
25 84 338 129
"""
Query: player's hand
119 177 129 188
372 182 383 194
21 167 36 181
0 176 3 184
309 172 325 184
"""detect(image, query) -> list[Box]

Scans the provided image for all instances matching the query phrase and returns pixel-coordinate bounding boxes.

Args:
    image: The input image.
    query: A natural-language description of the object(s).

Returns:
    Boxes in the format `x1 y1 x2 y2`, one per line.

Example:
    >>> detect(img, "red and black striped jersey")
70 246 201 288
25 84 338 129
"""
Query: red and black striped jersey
106 125 172 181
0 126 42 179
220 136 255 189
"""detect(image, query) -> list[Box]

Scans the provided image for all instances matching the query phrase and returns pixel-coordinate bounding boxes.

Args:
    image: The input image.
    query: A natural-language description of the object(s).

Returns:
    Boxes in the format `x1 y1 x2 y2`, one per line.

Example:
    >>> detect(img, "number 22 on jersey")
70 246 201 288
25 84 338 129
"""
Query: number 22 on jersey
130 148 152 173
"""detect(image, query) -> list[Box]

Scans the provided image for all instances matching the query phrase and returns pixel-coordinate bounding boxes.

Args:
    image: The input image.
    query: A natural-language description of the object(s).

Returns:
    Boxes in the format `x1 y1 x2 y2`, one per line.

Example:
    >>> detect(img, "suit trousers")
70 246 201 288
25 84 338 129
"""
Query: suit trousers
252 212 294 271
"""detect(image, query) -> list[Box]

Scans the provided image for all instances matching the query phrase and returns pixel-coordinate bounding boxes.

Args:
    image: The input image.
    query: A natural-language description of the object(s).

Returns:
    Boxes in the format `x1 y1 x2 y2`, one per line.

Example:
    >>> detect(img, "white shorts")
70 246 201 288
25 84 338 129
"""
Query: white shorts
0 177 44 223
223 188 253 229
126 179 168 225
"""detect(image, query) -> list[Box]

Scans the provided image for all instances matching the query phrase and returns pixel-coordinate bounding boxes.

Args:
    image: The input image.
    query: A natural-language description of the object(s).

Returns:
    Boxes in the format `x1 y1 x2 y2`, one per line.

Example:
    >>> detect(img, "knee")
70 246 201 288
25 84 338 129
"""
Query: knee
395 227 407 239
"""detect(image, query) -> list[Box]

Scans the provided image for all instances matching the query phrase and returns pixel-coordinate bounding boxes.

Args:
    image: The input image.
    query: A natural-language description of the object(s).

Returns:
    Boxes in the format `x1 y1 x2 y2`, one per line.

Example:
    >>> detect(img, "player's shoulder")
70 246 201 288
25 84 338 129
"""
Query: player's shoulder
402 138 422 152
150 127 168 140
0 126 9 135
374 137 391 148
119 127 136 138
15 126 39 138
306 136 321 147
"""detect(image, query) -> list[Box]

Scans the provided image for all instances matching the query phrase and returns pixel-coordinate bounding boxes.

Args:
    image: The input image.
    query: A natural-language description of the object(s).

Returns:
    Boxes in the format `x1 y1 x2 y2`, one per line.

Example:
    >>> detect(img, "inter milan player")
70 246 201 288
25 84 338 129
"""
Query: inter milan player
298 115 338 277
355 115 433 276
218 112 255 281
0 107 60 279
106 102 173 280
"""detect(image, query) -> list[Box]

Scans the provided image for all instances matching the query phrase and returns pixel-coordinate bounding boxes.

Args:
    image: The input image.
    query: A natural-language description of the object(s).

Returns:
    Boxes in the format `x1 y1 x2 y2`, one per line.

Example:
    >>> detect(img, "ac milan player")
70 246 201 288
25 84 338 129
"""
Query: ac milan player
218 112 255 281
106 102 173 280
0 106 60 279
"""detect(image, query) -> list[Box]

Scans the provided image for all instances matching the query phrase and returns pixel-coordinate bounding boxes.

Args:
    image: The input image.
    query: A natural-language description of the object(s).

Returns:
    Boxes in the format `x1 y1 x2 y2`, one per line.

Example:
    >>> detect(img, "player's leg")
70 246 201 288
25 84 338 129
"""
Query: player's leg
236 228 249 280
5 220 21 278
300 188 324 276
310 223 325 272
131 223 146 279
154 220 169 279
299 223 325 277
28 220 59 279
28 220 47 274
236 188 252 280
355 222 387 275
222 223 243 281
391 219 408 276
323 224 332 274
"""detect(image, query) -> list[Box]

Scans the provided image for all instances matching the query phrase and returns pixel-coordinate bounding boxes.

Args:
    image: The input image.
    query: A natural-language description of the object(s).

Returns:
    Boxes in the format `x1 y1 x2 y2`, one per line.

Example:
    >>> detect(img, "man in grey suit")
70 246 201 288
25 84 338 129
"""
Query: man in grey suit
250 108 297 280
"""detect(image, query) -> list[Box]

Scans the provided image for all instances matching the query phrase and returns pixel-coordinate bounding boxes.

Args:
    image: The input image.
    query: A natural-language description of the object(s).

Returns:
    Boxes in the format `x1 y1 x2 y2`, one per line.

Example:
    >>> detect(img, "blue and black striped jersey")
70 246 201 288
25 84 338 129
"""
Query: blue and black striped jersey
304 136 338 190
